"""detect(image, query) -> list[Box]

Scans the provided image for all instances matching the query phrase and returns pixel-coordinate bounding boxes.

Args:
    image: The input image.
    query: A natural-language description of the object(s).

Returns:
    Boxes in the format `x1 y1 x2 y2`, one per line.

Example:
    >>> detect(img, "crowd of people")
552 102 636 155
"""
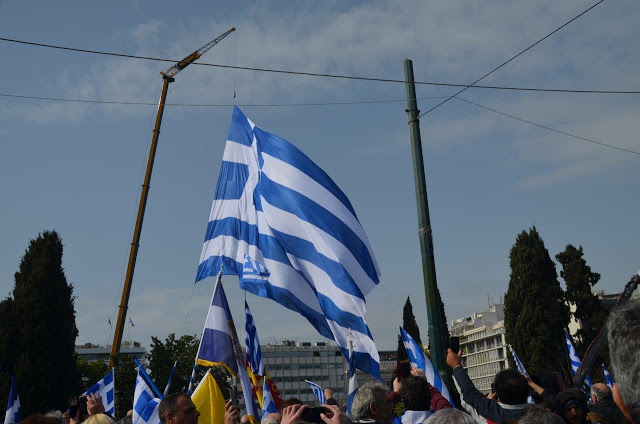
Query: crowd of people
18 299 639 424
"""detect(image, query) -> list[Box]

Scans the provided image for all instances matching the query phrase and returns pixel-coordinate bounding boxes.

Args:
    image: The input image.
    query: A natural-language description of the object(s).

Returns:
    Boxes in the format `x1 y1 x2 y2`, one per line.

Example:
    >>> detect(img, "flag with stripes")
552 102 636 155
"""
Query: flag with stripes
305 381 326 404
196 106 381 378
245 301 265 408
261 377 278 422
564 331 593 387
508 345 528 377
196 280 259 423
399 327 453 407
602 363 615 390
163 361 177 397
4 377 22 424
133 368 161 424
347 338 359 415
83 369 115 416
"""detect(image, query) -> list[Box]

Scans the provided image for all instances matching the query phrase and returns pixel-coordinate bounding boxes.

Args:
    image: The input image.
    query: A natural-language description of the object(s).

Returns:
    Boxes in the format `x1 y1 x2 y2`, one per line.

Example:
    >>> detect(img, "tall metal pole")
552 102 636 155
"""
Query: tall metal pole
109 75 173 367
403 59 446 374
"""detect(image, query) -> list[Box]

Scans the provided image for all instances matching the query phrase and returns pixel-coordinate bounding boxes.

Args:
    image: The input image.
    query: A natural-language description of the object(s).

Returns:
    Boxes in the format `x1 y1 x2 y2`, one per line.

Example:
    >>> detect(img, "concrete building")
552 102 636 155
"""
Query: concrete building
568 287 640 337
356 350 397 388
451 304 509 394
75 342 147 363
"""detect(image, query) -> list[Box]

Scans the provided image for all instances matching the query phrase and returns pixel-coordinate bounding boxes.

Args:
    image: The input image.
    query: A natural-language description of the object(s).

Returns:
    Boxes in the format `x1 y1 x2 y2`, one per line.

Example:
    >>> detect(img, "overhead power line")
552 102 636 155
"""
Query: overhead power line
1 33 638 95
455 96 640 156
0 92 450 107
418 0 605 119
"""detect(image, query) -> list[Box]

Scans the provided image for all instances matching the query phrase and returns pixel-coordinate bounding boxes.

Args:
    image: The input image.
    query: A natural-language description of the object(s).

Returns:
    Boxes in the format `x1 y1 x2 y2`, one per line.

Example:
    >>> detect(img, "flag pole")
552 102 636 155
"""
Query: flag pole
188 264 224 394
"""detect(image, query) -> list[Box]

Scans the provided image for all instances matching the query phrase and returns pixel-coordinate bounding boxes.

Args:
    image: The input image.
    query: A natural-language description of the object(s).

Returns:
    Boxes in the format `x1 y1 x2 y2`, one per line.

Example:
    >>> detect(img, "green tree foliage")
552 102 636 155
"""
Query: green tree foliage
76 358 109 392
397 297 422 361
113 354 137 419
0 231 79 414
504 227 570 375
556 244 609 377
147 334 231 398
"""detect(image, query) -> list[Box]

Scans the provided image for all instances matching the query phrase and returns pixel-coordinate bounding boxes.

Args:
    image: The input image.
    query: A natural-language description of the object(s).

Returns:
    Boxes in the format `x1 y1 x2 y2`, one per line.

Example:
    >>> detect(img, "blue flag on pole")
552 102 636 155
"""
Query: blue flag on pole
83 369 115 416
163 361 177 397
133 368 161 424
347 336 359 415
508 345 528 376
305 381 326 404
4 377 22 424
399 327 453 407
261 378 278 422
602 363 615 390
196 106 381 378
564 331 593 387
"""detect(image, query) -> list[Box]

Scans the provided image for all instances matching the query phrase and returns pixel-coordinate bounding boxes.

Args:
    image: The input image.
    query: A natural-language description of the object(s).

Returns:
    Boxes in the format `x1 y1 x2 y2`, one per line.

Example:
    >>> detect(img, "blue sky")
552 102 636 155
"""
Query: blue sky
0 0 638 352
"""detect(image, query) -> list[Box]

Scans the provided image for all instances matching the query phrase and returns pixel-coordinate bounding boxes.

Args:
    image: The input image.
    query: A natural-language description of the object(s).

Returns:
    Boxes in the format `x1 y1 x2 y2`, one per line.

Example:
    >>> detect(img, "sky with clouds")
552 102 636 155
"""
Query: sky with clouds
0 0 638 354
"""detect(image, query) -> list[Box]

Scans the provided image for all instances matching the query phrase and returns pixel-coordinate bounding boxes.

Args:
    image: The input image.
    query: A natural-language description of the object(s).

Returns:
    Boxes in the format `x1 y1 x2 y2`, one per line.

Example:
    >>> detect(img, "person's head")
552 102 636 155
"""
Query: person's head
423 409 476 424
608 299 640 424
83 414 117 424
280 398 304 412
158 393 200 424
350 382 392 424
118 414 132 424
554 389 587 424
240 415 251 424
518 405 564 424
492 369 529 405
590 383 612 404
45 411 63 424
400 377 431 412
262 413 281 424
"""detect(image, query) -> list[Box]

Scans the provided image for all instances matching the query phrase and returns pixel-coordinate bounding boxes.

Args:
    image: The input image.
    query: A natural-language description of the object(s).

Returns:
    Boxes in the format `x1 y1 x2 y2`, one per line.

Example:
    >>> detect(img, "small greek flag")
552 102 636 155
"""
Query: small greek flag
347 342 359 415
261 378 278 422
83 369 115 416
602 363 615 390
399 327 453 407
305 381 326 404
163 361 177 397
564 331 593 387
508 345 528 376
133 368 161 424
4 377 22 424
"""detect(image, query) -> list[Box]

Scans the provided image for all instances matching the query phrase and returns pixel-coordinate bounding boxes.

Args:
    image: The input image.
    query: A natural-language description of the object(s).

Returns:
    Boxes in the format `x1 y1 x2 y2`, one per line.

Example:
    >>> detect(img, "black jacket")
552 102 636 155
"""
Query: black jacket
590 397 626 424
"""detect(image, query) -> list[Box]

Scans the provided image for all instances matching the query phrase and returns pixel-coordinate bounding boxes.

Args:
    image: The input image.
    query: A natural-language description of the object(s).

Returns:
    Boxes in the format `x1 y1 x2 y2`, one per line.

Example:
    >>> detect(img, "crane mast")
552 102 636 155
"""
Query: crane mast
109 27 235 368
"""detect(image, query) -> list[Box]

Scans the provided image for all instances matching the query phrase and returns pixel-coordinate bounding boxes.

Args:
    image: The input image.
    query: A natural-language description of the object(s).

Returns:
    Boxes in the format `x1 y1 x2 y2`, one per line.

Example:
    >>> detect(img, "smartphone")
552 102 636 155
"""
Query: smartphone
301 407 330 424
79 396 88 416
69 397 79 417
450 336 460 354
400 361 411 379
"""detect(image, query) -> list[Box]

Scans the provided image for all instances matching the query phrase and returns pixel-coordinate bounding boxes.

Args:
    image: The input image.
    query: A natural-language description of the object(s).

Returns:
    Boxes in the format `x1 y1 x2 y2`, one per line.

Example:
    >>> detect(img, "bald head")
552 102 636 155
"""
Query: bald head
591 383 612 403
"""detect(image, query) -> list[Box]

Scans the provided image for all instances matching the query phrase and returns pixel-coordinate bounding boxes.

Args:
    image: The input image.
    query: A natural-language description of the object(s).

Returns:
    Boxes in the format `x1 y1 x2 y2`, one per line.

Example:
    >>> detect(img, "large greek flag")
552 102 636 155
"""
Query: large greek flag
4 377 21 424
399 327 453 407
197 106 381 378
83 369 115 416
564 331 593 387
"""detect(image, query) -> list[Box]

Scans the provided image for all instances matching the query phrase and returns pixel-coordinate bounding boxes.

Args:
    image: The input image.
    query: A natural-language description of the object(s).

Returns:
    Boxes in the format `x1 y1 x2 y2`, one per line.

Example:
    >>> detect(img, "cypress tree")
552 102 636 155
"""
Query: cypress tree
10 231 78 414
556 244 608 376
397 297 422 361
504 227 570 375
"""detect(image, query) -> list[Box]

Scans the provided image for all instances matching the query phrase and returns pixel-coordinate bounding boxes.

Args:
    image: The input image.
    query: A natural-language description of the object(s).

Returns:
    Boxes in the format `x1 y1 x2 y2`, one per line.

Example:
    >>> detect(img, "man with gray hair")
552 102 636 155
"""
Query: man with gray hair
589 383 625 424
423 409 476 424
607 298 640 424
350 382 393 424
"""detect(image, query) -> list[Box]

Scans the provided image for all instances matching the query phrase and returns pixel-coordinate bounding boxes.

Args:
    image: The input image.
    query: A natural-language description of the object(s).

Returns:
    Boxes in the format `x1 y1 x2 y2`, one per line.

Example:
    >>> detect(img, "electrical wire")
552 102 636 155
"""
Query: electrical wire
418 0 605 119
455 96 640 155
0 92 451 106
2 32 639 95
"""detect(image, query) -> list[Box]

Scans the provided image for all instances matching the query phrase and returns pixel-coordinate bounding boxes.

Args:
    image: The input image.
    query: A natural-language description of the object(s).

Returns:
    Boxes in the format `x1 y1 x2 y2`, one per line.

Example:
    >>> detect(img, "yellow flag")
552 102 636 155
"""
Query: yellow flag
191 370 226 424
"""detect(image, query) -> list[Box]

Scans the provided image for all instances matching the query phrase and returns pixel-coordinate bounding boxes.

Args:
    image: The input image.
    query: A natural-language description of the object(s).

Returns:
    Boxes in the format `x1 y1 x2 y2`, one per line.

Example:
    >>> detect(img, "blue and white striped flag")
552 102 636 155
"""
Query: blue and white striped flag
602 363 615 390
196 106 381 378
399 327 453 407
261 378 278 422
508 345 528 377
305 381 326 404
163 361 177 397
347 337 359 415
83 369 115 416
133 368 161 424
564 331 593 388
245 301 265 377
4 377 22 424
196 280 259 422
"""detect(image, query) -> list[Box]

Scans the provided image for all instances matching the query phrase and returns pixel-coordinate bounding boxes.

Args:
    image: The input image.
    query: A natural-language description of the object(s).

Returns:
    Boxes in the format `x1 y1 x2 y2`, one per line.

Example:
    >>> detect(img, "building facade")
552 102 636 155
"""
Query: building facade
75 342 147 363
451 304 509 394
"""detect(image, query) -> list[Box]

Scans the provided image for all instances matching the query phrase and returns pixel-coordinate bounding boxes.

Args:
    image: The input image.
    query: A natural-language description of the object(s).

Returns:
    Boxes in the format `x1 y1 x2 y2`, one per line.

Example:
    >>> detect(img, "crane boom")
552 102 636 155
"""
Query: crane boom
109 27 235 368
161 27 235 79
